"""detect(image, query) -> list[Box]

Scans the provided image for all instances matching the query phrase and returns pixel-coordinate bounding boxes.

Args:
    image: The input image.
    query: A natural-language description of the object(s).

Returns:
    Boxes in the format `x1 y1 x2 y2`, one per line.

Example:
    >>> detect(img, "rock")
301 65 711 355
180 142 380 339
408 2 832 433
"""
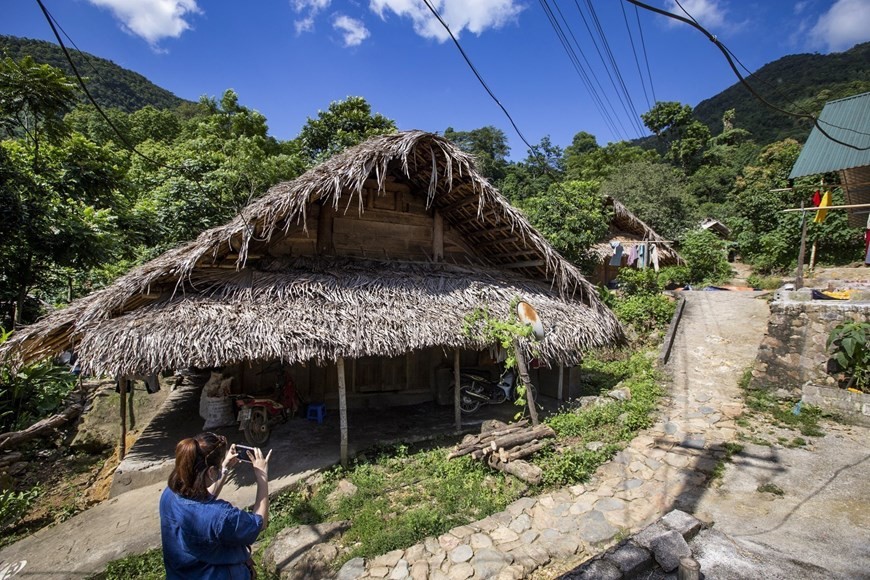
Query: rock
608 387 632 401
472 548 512 579
649 530 691 573
448 562 474 579
594 497 626 512
337 557 366 580
575 510 618 545
410 561 429 580
470 532 493 549
390 559 410 579
508 514 531 533
372 549 405 568
604 541 652 576
567 559 622 580
262 521 349 578
327 479 358 508
449 544 473 564
661 509 704 539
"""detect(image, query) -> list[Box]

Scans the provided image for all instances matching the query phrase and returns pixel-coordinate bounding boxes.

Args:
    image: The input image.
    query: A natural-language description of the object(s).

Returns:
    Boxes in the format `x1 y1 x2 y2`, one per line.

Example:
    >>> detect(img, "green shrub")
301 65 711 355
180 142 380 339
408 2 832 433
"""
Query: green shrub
613 294 676 332
827 321 870 391
616 268 662 296
97 548 164 580
679 229 732 284
746 273 782 290
657 265 691 288
0 486 40 530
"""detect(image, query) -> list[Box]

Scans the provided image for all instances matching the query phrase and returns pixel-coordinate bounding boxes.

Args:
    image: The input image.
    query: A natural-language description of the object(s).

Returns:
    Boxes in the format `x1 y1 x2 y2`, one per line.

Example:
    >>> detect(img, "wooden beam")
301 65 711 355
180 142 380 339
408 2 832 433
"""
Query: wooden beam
558 363 564 402
316 203 335 255
513 343 539 426
502 259 546 269
454 349 461 432
477 236 520 248
119 376 127 461
440 195 479 215
468 225 515 239
337 357 348 467
433 211 444 262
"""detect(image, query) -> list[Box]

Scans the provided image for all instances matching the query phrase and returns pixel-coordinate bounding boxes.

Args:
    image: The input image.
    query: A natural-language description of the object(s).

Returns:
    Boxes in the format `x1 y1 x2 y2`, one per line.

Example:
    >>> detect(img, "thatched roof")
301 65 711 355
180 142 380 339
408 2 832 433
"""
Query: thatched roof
2 131 623 376
589 197 683 265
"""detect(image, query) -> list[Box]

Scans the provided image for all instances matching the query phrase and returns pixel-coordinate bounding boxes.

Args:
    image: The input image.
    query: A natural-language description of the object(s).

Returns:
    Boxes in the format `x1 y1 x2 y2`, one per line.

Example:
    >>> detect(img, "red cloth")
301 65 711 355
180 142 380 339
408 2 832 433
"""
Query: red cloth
812 190 822 207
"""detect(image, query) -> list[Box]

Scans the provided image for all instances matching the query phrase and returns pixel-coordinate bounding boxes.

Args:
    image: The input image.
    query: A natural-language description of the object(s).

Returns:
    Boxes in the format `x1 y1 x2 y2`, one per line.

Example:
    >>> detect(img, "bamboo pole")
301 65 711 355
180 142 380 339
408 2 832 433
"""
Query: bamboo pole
454 349 461 432
119 376 127 461
337 357 348 467
513 342 539 426
795 203 808 290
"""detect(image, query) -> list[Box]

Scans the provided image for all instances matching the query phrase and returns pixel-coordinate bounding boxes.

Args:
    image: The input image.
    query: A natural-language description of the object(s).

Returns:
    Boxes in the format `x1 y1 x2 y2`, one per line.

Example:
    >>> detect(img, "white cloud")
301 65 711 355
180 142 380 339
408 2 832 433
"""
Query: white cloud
369 0 524 42
808 0 870 52
333 15 370 47
292 0 332 34
663 0 727 30
87 0 201 47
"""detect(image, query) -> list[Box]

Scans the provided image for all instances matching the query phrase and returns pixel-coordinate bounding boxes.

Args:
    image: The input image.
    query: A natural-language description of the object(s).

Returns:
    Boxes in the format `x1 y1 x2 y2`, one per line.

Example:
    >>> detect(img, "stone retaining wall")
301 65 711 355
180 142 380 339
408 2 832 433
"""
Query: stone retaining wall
802 384 870 426
752 291 870 396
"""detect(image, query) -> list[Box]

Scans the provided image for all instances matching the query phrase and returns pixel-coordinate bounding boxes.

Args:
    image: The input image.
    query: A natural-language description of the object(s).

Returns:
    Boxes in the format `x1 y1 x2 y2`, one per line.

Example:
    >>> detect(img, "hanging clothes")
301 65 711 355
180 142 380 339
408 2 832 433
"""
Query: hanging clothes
608 242 624 266
650 244 660 272
636 244 647 269
626 244 638 266
812 190 822 207
865 214 870 265
813 190 831 224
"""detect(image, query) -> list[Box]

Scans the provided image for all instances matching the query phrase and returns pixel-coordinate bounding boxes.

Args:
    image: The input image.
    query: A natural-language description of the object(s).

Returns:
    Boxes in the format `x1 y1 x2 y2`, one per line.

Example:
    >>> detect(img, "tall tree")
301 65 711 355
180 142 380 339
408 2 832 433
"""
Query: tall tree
641 101 710 173
443 125 509 182
297 96 396 163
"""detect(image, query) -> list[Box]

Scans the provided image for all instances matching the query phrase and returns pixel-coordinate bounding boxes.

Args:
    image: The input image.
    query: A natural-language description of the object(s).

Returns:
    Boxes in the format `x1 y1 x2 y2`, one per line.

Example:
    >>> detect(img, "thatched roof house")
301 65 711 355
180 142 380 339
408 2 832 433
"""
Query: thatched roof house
2 132 623 418
589 197 683 285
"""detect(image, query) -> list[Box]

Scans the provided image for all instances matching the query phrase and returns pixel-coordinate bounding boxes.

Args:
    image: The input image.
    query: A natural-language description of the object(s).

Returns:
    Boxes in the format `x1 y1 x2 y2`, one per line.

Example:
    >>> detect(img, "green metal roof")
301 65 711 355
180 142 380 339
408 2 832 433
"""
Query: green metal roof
789 91 870 179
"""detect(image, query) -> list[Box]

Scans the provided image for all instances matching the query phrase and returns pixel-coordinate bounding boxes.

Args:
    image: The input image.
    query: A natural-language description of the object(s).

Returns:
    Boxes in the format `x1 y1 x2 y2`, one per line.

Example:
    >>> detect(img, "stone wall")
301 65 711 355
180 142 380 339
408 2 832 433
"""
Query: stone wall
752 291 870 396
802 384 870 426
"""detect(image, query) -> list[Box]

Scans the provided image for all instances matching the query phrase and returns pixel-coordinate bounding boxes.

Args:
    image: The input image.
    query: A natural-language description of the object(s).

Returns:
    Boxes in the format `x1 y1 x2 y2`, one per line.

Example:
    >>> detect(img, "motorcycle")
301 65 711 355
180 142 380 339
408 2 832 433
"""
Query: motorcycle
231 372 300 445
452 369 534 414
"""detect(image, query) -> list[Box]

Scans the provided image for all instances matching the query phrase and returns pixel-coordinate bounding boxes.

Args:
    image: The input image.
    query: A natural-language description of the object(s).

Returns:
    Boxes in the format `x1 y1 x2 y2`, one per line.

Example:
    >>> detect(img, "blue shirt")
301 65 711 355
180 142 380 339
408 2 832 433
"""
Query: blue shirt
159 487 263 580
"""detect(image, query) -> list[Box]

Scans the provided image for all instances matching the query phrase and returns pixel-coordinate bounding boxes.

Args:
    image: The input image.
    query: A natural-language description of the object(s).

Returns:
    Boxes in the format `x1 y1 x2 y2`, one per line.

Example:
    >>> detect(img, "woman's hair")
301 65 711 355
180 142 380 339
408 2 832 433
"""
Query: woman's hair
167 432 228 500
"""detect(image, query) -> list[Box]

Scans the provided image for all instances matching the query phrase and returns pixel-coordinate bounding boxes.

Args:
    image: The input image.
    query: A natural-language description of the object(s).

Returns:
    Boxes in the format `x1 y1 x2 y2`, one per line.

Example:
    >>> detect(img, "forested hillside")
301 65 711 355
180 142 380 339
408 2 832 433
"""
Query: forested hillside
693 42 870 145
0 35 191 111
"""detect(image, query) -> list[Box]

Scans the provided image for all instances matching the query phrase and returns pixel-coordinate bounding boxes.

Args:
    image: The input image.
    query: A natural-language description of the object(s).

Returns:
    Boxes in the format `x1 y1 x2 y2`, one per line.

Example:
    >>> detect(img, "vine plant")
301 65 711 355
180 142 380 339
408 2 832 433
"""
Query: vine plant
462 298 540 415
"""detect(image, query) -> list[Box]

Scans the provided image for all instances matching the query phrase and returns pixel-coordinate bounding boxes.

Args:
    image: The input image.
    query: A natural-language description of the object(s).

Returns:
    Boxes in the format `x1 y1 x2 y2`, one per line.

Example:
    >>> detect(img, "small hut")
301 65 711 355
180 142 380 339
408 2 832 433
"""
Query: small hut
589 197 683 286
1 131 624 459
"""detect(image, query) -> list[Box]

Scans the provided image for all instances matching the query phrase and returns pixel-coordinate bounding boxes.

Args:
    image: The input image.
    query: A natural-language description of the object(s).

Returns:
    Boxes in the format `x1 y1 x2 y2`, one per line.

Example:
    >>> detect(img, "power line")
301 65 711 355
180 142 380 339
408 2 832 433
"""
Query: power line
538 0 628 140
633 3 657 104
620 0 651 112
624 0 870 151
419 0 539 156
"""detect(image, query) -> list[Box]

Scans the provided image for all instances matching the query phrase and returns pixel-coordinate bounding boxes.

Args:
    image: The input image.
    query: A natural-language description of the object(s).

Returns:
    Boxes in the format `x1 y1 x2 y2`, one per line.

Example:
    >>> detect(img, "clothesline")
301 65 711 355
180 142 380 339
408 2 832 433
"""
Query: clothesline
781 202 870 213
771 179 870 193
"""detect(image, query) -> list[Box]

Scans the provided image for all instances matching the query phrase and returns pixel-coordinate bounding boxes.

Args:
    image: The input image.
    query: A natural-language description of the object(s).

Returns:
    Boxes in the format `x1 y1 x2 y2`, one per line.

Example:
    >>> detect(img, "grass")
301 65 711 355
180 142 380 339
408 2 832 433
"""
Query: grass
711 442 744 481
743 390 824 437
96 350 664 578
756 483 784 496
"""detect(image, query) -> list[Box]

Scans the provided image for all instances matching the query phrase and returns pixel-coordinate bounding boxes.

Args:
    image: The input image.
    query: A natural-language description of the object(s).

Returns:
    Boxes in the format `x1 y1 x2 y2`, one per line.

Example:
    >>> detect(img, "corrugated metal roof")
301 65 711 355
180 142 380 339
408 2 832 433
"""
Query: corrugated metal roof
789 91 870 179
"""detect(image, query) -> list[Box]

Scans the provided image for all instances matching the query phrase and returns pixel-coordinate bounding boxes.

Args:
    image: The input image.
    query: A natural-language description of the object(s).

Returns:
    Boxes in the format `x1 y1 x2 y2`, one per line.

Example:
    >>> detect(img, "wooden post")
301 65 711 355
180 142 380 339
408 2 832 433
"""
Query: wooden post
119 376 127 460
557 363 564 402
513 342 539 426
809 239 818 271
795 202 808 290
337 357 348 468
454 349 461 432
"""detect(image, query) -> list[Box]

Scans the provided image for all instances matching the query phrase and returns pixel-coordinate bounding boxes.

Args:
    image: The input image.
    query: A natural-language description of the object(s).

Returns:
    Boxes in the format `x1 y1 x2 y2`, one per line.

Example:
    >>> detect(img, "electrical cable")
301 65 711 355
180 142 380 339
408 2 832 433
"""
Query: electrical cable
582 0 646 136
634 3 657 104
419 0 537 155
539 0 627 140
619 0 651 111
624 0 870 151
35 0 264 241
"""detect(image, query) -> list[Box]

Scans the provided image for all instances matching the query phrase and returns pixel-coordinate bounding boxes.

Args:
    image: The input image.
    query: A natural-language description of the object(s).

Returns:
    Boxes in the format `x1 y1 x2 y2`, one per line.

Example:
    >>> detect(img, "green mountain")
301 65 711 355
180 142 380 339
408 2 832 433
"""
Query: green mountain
0 35 192 112
693 42 870 145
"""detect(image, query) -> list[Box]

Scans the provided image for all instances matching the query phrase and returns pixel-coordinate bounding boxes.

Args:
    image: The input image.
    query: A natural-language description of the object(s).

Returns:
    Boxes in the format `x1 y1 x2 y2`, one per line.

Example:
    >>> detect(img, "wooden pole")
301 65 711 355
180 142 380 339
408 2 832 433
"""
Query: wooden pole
454 349 461 432
119 376 127 461
513 342 539 426
795 202 808 290
337 357 348 468
809 239 818 271
557 363 564 402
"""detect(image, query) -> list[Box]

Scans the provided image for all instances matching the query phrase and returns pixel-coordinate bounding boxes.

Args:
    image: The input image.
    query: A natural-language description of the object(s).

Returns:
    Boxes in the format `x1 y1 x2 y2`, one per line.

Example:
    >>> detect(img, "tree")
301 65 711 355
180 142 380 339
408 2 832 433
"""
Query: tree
601 159 698 240
0 56 77 169
297 96 396 163
517 180 609 268
498 136 564 203
443 125 509 182
641 101 710 173
565 139 659 182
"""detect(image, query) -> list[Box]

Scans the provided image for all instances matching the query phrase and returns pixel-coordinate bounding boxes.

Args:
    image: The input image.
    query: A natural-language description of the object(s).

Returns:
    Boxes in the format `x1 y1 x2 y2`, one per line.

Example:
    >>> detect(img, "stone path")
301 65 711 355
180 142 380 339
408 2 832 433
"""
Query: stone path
338 291 770 579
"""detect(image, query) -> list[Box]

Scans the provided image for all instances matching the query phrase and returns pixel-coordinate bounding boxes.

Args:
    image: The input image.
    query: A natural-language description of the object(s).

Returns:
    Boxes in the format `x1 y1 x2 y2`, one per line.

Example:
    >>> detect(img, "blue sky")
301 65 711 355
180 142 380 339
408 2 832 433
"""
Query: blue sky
5 0 870 159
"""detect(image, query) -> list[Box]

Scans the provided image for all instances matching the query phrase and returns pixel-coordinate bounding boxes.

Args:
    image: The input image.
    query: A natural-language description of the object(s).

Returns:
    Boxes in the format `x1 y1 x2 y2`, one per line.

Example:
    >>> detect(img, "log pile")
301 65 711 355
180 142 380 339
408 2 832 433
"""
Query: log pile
0 403 84 450
448 421 556 485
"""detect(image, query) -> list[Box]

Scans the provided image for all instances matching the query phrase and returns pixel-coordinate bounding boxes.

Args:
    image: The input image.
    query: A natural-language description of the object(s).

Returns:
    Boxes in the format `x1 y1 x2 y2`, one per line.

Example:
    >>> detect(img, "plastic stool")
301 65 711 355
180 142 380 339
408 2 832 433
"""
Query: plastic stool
306 403 326 424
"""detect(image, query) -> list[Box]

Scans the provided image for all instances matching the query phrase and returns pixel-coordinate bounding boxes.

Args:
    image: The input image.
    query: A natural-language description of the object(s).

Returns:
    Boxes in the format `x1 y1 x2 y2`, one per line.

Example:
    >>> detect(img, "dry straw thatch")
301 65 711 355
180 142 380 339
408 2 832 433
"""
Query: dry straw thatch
2 131 624 376
589 197 683 265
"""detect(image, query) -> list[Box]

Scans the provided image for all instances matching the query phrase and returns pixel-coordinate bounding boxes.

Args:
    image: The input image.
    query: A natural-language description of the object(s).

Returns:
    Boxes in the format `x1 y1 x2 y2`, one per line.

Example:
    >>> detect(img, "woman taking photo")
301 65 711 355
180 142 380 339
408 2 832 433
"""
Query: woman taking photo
159 432 272 579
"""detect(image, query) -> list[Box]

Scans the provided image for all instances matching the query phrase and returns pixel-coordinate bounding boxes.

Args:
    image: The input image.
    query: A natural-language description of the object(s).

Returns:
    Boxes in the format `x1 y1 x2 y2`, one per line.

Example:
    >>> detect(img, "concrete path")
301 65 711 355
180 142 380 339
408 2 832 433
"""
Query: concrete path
340 291 772 579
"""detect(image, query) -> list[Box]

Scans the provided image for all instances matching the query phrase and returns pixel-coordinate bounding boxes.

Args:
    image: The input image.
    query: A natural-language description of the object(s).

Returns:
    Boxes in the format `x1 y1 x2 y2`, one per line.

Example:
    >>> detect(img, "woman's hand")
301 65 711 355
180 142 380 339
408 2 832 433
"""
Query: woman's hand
247 447 272 481
222 444 240 471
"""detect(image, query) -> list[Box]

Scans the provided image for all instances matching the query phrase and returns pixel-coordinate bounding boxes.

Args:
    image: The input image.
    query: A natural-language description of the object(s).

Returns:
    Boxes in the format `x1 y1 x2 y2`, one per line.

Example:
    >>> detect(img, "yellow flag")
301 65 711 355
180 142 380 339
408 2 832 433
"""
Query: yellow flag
813 190 831 223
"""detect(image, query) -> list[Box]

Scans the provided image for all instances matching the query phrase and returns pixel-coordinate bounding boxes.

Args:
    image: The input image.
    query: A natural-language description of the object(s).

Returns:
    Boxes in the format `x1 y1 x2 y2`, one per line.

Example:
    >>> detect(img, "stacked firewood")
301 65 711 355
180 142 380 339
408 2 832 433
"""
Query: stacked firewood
447 420 556 485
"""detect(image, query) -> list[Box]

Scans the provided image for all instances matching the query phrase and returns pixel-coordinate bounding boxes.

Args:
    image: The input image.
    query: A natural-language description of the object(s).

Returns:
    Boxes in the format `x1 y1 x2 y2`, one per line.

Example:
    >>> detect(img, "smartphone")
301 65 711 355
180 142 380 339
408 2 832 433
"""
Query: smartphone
235 444 257 462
